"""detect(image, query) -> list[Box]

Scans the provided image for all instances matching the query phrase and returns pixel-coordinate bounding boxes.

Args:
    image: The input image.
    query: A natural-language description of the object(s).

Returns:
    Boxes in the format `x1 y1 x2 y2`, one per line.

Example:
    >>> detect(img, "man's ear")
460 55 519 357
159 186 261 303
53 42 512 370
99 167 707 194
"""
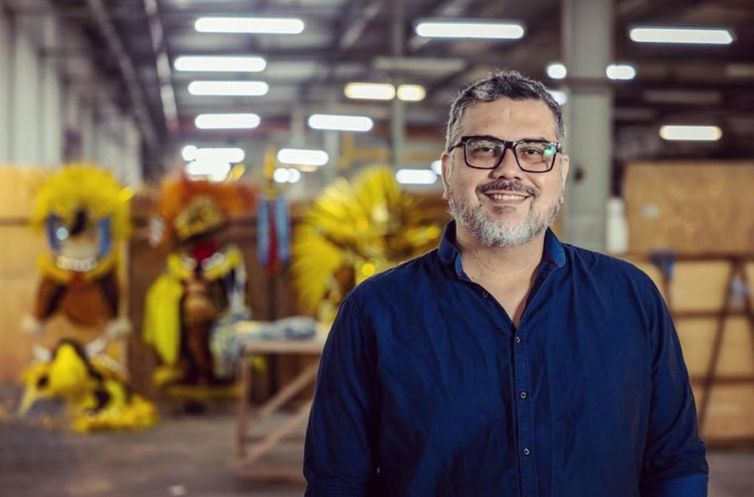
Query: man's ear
440 153 450 199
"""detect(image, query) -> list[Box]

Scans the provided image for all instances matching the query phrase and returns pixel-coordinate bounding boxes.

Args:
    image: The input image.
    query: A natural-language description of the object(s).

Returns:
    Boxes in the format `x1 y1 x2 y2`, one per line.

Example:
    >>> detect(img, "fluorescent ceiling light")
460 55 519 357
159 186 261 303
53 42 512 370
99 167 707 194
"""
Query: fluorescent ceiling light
308 114 373 132
396 169 438 185
606 64 636 80
344 83 427 102
659 125 722 141
188 81 269 96
174 56 266 72
182 145 198 161
725 64 754 78
415 21 525 39
186 160 232 182
273 168 302 184
547 63 567 79
195 17 305 34
344 83 395 100
430 160 442 175
629 27 734 45
183 147 245 163
277 148 329 166
548 90 568 105
397 84 426 102
195 113 261 129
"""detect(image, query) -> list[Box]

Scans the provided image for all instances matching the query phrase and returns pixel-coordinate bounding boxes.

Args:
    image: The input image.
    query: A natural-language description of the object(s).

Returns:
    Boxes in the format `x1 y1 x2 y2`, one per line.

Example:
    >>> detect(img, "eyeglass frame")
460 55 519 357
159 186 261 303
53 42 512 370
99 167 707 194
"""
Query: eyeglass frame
447 135 562 173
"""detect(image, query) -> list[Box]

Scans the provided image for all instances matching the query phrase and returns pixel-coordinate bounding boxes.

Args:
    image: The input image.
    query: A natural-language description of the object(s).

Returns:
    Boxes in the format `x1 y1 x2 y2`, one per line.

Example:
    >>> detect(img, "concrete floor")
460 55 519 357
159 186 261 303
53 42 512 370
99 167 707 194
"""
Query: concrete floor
1 405 752 497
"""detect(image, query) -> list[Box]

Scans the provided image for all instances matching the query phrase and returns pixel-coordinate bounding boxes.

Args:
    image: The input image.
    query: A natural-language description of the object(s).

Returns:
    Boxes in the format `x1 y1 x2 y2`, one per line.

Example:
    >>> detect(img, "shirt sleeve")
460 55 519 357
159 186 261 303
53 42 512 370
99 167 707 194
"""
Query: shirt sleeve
304 294 380 497
639 281 709 497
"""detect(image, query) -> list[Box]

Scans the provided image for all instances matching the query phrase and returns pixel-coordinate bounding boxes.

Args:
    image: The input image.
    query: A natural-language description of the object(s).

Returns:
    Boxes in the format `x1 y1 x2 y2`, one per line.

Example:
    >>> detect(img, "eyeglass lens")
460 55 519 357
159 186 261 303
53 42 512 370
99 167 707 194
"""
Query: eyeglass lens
465 138 557 171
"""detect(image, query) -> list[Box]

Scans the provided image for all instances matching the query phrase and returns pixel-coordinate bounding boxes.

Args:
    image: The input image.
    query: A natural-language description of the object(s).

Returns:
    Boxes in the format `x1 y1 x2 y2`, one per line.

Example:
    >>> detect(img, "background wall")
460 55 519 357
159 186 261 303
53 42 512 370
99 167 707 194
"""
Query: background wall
0 5 142 184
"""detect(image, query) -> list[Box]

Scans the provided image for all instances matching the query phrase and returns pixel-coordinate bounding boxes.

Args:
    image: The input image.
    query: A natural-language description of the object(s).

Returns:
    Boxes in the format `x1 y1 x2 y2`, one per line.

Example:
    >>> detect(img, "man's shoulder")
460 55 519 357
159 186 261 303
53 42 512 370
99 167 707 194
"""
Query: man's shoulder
348 249 440 303
563 243 654 286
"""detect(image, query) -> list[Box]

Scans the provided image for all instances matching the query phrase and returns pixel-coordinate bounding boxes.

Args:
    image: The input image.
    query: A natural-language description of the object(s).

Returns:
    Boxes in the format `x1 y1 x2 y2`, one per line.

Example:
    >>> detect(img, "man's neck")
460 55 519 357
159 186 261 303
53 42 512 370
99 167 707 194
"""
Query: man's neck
454 225 546 283
454 224 547 326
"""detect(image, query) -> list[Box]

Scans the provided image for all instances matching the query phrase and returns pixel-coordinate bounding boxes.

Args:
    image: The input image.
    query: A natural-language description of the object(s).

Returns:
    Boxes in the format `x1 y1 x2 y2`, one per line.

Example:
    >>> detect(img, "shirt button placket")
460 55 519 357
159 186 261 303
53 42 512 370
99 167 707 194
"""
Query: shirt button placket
513 331 536 496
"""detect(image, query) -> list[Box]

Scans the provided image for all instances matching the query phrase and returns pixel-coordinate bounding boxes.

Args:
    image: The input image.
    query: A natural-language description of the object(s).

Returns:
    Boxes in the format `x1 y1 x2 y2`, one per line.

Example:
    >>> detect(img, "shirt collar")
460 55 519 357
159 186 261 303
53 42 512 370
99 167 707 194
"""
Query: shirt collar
438 220 566 273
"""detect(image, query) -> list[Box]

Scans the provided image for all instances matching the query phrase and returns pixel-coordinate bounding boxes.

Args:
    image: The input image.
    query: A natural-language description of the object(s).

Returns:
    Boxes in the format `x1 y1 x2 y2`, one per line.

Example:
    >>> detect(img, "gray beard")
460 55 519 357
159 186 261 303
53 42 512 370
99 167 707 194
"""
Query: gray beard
447 190 563 247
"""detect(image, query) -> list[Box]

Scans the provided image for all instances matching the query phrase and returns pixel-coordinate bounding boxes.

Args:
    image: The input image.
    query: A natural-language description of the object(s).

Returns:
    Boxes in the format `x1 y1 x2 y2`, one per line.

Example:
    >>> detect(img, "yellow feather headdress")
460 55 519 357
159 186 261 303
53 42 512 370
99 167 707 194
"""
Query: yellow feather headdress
31 164 131 240
292 166 443 321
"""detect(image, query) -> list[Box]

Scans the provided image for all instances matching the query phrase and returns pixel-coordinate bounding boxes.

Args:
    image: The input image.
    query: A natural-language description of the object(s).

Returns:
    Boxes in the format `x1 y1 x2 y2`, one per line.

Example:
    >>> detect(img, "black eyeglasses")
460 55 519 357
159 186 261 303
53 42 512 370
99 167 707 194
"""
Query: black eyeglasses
447 135 561 173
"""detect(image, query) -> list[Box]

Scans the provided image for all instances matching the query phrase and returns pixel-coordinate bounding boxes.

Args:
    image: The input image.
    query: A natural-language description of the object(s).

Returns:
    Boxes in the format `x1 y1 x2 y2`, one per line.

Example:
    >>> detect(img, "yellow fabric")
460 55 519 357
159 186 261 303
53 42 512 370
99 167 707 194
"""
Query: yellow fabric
47 346 93 399
204 245 243 280
143 246 243 365
143 272 184 365
19 342 158 432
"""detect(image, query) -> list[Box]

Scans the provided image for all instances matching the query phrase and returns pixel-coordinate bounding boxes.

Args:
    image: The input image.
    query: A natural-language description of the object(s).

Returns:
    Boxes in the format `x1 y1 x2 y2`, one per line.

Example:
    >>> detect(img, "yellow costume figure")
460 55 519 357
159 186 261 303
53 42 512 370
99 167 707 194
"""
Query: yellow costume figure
20 340 157 433
292 166 443 323
25 164 131 337
20 164 156 431
143 175 256 394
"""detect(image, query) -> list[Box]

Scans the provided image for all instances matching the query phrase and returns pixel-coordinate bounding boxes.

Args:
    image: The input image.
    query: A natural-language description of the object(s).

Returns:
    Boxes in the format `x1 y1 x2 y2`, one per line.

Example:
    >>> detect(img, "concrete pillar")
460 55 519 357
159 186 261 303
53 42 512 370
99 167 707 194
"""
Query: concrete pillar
389 0 405 170
80 104 95 162
95 115 115 173
39 17 62 166
11 16 41 164
323 130 340 184
121 118 142 186
562 0 613 251
0 9 12 163
61 81 82 162
40 60 62 166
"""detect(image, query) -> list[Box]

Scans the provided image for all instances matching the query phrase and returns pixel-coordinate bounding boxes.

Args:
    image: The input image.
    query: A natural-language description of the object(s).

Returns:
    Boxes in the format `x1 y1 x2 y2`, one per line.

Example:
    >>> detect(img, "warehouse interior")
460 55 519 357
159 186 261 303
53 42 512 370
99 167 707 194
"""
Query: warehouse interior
1 0 753 496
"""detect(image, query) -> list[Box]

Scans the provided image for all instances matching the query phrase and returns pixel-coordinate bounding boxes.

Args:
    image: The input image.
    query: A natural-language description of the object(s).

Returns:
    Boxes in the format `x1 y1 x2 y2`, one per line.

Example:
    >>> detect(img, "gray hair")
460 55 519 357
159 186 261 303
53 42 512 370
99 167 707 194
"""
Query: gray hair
445 69 564 151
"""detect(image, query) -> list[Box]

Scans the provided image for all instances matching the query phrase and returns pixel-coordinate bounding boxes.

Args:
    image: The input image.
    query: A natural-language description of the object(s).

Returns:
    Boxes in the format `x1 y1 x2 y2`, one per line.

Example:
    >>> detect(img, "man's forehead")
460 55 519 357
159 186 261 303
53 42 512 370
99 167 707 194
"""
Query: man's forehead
459 98 558 138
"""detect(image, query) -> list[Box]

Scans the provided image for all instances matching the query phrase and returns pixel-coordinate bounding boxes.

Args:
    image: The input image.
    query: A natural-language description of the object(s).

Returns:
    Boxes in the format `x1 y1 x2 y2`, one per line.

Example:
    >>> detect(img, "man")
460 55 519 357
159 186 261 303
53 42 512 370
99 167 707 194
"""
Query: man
304 70 708 497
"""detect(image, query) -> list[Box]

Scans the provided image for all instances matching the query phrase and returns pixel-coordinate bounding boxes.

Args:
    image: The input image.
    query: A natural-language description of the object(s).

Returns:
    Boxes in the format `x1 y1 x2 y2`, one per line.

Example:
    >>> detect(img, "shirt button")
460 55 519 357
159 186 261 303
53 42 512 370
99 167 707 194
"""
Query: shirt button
514 336 521 344
523 448 531 456
520 392 528 399
481 291 488 298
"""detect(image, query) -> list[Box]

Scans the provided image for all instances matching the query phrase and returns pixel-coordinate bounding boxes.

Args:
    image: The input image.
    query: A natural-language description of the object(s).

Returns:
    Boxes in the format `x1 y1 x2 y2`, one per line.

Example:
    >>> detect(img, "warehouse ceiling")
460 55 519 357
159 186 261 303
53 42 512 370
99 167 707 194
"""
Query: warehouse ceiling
12 0 754 170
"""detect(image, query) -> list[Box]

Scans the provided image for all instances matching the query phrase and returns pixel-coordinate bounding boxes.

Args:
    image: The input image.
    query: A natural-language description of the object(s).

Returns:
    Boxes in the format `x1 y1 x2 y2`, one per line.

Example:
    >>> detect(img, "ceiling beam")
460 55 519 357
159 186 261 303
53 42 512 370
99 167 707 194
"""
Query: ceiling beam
144 0 178 134
83 0 160 148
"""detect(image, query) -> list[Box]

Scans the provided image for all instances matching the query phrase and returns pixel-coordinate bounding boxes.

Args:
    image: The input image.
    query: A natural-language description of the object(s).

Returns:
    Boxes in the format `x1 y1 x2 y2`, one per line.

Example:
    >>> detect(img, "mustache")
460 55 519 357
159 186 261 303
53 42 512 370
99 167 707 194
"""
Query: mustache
478 179 538 197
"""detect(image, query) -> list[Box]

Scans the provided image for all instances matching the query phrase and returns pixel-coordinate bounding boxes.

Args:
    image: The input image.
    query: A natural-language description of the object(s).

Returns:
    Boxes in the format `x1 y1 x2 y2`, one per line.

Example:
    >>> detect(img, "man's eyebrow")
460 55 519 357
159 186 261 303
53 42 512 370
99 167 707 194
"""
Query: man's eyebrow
468 135 558 142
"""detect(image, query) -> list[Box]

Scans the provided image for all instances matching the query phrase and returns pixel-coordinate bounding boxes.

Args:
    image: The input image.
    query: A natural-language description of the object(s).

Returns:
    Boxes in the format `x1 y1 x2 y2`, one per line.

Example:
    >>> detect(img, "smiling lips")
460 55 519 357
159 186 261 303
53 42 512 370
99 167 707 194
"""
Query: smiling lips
484 191 531 203
478 180 537 203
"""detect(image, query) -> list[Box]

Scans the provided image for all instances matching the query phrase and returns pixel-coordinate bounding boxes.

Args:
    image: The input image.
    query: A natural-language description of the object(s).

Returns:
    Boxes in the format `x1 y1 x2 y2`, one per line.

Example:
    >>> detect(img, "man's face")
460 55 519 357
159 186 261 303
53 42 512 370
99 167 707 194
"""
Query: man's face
441 97 569 247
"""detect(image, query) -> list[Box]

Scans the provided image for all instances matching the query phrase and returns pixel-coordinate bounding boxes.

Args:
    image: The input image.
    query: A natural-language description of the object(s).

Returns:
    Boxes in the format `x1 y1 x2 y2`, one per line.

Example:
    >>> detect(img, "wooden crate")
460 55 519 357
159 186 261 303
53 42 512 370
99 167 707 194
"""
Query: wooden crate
624 254 754 445
0 166 49 219
624 161 754 254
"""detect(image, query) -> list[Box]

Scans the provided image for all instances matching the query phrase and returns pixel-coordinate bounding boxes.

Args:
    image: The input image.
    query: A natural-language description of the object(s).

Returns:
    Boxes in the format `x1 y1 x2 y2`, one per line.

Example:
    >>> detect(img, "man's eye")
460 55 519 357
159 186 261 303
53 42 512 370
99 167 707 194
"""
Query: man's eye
472 142 497 153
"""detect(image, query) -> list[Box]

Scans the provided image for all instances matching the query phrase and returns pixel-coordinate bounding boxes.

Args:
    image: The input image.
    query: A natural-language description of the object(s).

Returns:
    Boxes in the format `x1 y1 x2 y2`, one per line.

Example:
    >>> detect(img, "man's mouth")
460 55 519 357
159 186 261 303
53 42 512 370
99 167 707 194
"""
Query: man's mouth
484 191 531 202
478 180 537 203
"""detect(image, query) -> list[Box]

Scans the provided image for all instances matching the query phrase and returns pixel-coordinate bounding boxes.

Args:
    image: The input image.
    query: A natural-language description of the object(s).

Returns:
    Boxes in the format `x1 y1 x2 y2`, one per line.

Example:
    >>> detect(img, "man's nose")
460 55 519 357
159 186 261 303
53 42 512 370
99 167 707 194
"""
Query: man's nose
490 146 523 180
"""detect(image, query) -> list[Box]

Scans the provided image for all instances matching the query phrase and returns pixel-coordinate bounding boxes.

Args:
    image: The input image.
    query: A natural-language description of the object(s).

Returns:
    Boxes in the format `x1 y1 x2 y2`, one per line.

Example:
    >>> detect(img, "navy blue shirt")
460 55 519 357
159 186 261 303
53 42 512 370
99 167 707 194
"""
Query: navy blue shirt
304 222 708 497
